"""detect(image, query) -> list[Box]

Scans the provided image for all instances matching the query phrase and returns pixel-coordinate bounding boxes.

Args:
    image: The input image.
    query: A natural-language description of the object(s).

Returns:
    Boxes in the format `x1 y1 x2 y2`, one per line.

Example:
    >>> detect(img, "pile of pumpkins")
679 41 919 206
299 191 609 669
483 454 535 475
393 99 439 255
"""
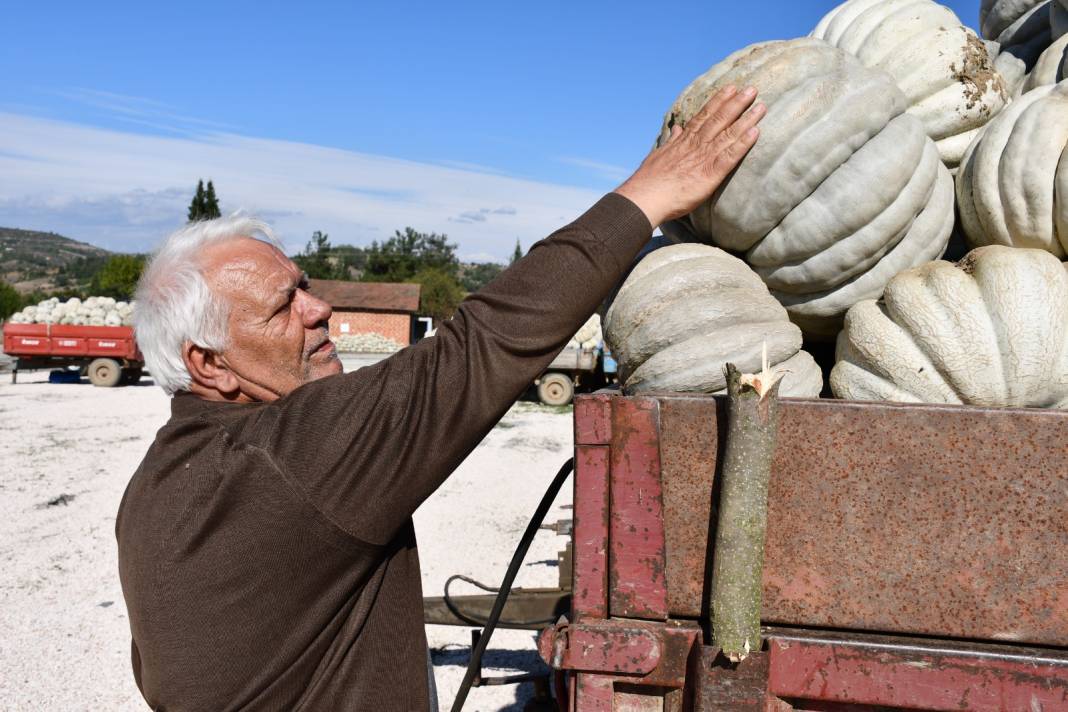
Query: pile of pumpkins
332 332 405 353
6 296 135 327
566 314 603 351
605 0 1068 410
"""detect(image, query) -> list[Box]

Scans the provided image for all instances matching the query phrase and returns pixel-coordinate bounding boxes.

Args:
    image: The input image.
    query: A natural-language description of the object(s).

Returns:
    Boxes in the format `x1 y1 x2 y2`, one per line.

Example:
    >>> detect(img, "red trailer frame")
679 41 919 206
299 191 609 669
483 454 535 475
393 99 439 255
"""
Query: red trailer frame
3 322 143 385
539 393 1068 711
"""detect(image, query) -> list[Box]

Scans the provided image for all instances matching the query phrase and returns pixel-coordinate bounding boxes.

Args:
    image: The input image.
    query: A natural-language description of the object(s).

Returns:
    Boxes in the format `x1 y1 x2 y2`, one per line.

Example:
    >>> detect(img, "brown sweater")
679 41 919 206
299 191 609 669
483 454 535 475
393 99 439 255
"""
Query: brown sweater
116 193 651 711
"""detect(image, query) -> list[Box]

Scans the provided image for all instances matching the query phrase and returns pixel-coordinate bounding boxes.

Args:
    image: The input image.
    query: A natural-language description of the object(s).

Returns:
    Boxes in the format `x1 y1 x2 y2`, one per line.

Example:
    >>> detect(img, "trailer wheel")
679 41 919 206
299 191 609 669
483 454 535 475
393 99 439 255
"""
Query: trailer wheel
87 358 122 387
537 373 574 406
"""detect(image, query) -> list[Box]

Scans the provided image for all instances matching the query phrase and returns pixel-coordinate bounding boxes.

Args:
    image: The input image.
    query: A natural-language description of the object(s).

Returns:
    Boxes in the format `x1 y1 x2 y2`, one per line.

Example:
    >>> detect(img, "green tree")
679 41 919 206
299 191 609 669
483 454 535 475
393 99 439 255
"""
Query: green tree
459 262 504 293
204 180 221 219
0 281 20 320
187 180 206 222
510 238 523 265
293 231 341 280
362 227 458 282
330 244 367 279
187 179 221 221
91 255 146 299
412 267 464 322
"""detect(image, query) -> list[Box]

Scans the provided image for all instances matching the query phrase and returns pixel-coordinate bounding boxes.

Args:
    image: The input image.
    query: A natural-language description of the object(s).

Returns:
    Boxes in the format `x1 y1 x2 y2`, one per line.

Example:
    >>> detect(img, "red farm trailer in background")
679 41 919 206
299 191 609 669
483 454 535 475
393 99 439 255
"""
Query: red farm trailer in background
536 392 1068 711
2 322 144 387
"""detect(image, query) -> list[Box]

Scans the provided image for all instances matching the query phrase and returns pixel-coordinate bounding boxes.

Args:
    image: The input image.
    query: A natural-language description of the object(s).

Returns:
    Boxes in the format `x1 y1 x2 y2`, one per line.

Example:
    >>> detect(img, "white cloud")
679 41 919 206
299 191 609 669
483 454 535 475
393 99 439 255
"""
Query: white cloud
449 205 519 224
555 156 631 183
459 251 506 264
0 112 604 262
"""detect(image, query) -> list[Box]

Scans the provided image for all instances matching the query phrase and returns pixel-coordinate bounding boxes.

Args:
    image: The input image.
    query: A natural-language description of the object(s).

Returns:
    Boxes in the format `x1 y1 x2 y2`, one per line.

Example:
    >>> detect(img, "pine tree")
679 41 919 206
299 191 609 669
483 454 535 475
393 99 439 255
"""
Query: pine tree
187 180 206 222
204 180 221 219
510 238 523 265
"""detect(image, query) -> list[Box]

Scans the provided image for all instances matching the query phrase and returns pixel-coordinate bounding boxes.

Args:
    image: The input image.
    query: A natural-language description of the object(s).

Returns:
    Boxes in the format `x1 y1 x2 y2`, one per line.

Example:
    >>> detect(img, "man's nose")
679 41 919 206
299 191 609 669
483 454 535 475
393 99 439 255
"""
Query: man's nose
297 290 332 327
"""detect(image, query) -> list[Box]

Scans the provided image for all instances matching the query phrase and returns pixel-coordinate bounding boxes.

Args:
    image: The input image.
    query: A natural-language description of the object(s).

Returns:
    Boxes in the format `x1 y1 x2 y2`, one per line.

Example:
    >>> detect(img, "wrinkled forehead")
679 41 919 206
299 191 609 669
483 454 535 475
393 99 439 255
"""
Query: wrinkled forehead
201 236 299 301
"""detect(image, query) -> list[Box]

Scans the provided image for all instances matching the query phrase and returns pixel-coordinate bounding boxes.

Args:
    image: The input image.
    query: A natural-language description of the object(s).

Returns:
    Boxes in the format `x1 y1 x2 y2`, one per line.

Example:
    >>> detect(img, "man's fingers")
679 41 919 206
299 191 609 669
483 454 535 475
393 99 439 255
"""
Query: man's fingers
685 85 738 134
709 127 760 182
708 101 765 150
692 86 760 142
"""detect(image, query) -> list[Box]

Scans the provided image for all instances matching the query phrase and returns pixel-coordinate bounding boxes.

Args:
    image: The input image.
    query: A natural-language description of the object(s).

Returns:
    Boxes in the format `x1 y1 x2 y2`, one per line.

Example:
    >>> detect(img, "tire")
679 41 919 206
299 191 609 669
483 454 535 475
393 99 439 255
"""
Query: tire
87 358 122 387
537 372 574 406
122 368 143 385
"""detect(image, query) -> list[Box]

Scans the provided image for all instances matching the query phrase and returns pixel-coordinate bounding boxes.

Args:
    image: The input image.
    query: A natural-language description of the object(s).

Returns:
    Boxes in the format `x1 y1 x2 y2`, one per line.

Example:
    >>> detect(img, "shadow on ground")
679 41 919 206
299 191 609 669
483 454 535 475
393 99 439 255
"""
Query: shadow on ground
432 642 552 712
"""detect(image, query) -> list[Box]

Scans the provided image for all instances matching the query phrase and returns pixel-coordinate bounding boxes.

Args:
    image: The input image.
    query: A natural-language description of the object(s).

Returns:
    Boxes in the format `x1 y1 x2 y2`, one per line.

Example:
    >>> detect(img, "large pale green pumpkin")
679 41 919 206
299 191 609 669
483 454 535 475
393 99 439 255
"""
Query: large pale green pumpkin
832 246 1068 408
981 0 1054 68
603 244 823 397
956 80 1068 257
812 0 1008 169
1018 33 1068 91
658 38 954 338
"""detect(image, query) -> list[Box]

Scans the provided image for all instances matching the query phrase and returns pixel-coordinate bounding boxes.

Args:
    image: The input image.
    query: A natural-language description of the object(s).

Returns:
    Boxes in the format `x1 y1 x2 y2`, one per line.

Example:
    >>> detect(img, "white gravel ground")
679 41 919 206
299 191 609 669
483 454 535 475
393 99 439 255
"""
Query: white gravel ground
0 369 574 711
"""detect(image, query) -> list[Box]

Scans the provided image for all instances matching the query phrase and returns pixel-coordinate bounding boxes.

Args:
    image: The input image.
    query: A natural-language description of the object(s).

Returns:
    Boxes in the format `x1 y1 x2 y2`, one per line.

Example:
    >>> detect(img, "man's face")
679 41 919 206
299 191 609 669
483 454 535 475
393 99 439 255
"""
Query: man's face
202 237 342 400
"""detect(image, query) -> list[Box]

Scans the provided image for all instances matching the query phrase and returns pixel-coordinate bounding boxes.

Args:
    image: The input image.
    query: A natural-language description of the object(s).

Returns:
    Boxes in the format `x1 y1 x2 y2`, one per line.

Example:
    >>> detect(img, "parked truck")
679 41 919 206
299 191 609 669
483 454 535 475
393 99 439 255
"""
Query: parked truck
533 343 618 406
533 314 617 406
2 322 144 386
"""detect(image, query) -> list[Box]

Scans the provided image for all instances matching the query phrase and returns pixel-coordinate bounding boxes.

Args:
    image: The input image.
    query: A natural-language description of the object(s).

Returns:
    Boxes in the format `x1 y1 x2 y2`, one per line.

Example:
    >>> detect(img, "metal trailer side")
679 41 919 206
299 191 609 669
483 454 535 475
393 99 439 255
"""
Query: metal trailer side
538 392 1068 711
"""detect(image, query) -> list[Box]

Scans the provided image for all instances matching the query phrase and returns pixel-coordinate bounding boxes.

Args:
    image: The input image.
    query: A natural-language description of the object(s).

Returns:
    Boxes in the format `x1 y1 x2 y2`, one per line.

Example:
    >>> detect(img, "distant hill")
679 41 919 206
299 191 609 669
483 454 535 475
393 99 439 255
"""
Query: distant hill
0 227 112 294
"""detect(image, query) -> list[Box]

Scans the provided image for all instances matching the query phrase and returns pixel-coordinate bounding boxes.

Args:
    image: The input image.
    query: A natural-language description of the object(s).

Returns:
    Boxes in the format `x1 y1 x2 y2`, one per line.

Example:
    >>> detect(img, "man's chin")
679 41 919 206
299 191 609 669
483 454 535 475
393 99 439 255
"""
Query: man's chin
307 353 344 381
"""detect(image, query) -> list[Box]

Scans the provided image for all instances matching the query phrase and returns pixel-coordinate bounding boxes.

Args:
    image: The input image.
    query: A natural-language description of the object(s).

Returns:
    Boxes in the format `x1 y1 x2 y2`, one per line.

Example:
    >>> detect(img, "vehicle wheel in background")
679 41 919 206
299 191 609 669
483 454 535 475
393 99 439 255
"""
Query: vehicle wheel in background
121 367 143 385
87 358 122 387
537 372 574 406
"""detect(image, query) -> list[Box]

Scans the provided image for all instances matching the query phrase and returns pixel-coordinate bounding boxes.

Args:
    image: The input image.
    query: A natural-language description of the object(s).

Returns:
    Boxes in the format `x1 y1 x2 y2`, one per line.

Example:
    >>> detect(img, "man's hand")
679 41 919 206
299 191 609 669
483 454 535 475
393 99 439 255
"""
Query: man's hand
615 85 765 229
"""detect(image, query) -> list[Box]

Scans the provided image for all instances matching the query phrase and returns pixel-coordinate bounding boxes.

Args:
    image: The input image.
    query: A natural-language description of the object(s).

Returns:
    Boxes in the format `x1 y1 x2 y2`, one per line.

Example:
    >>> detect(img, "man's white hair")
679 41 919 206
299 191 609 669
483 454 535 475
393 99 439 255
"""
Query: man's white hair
134 213 282 395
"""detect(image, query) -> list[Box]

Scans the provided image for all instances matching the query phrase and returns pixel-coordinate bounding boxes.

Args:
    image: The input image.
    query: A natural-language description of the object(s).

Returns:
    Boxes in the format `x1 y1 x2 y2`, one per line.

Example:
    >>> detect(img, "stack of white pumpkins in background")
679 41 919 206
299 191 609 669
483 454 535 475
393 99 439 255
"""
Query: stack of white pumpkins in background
608 0 1068 410
6 296 135 327
565 314 602 351
332 333 404 353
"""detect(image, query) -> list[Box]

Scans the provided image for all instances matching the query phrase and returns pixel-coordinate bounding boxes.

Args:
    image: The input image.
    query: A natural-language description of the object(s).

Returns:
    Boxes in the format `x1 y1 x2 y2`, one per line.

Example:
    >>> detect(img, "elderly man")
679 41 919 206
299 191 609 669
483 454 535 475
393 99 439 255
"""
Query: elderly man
116 86 763 711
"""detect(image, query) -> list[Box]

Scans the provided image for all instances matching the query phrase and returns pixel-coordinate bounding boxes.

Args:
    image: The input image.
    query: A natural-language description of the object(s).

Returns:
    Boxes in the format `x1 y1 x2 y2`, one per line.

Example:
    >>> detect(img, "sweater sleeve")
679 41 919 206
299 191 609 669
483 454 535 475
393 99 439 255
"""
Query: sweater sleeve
257 192 652 545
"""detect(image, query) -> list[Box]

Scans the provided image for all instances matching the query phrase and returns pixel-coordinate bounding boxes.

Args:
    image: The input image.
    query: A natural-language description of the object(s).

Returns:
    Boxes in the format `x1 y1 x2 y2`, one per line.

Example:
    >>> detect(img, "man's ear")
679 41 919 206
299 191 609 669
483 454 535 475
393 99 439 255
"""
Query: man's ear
183 342 240 395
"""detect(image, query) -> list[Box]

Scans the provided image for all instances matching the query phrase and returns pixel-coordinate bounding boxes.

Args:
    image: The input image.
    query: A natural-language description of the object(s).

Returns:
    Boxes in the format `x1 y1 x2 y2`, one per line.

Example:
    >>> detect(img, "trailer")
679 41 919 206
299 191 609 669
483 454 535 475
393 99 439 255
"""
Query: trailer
2 322 144 387
526 392 1068 710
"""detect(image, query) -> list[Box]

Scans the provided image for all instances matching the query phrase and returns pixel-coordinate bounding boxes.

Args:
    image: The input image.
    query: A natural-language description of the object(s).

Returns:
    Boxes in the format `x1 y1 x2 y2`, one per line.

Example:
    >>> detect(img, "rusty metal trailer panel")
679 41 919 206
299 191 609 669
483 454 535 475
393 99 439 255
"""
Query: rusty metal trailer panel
541 392 1068 711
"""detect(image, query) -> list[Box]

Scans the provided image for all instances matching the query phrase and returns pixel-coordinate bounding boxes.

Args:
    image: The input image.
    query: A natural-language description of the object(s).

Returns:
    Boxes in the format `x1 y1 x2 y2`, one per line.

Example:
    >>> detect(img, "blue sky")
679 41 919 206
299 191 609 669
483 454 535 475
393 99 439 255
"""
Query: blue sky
0 0 981 261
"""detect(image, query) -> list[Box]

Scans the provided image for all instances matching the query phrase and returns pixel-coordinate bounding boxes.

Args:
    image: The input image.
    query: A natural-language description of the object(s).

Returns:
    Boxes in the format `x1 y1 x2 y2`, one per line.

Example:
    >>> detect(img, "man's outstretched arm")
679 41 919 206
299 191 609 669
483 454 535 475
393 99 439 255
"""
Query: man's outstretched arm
264 85 766 545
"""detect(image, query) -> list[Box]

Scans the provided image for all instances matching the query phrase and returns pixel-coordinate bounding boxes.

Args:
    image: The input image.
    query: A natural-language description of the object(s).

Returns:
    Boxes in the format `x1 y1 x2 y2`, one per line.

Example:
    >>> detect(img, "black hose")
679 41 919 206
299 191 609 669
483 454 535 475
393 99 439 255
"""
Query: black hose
449 457 574 712
442 574 556 628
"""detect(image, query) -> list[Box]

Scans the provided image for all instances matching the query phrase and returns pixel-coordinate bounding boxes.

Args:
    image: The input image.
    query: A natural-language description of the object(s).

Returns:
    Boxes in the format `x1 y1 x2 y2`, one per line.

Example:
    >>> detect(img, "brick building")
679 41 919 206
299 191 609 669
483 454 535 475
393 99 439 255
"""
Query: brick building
308 279 421 347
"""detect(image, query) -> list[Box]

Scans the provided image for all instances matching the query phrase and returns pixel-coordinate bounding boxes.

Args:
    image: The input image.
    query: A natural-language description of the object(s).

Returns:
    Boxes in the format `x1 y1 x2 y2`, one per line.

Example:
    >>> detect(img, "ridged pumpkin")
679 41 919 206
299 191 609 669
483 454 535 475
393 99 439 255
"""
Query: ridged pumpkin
956 81 1068 258
831 246 1068 408
657 38 954 338
981 0 1054 68
1019 33 1068 92
603 244 823 397
1054 0 1068 38
812 0 1009 169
